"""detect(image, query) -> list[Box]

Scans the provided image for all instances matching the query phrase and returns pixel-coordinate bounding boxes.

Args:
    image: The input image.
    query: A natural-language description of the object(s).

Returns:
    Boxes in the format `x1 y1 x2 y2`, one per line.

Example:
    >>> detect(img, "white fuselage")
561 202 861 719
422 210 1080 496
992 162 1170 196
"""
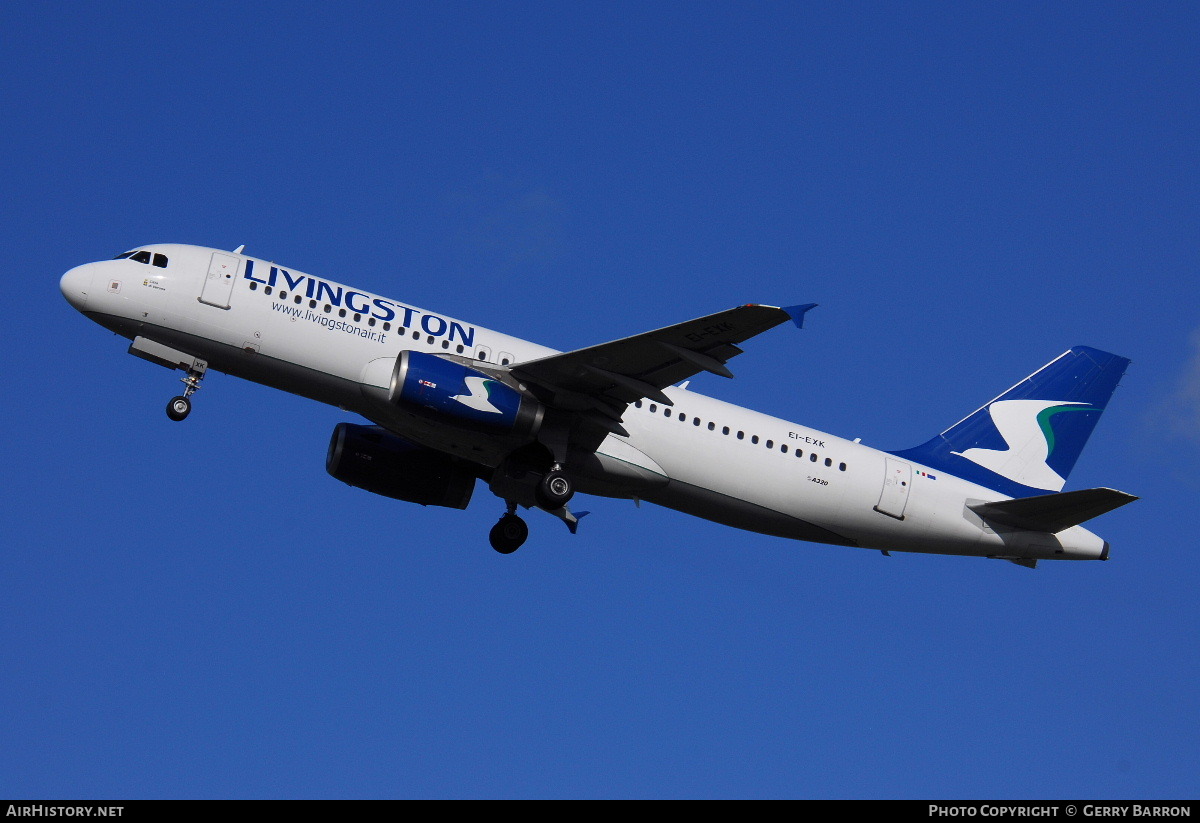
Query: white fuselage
60 244 1109 561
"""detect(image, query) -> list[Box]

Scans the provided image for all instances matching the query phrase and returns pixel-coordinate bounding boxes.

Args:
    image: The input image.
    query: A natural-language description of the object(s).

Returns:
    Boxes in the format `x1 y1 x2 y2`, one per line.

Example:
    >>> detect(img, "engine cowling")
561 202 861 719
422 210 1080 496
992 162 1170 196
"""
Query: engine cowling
326 422 475 509
389 350 543 437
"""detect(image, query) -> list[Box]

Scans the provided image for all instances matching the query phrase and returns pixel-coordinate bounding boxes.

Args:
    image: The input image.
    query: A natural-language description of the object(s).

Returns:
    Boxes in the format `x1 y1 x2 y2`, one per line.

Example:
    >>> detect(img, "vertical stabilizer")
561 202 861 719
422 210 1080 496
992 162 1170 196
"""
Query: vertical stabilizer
890 347 1130 498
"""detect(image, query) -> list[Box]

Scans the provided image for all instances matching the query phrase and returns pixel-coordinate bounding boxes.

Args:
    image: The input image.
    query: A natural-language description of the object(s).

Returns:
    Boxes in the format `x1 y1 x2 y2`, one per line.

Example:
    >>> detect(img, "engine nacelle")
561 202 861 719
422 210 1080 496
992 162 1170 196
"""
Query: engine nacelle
326 423 475 509
389 350 543 437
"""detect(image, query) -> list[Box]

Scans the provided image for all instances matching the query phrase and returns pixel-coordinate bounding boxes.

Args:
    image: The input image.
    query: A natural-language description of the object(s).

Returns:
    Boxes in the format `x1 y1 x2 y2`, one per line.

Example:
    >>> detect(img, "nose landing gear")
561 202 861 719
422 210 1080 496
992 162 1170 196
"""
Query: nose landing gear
166 363 206 421
166 396 191 421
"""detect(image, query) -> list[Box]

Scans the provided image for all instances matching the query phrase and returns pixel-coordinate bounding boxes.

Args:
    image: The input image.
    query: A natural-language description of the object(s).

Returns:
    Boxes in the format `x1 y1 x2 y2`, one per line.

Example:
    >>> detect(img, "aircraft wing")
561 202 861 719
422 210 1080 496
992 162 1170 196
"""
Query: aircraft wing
510 303 816 424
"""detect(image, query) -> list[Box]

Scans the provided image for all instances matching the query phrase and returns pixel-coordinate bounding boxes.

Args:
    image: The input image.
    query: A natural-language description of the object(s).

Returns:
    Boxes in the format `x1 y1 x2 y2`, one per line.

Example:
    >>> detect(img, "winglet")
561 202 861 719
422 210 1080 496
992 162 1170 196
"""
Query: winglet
783 303 818 329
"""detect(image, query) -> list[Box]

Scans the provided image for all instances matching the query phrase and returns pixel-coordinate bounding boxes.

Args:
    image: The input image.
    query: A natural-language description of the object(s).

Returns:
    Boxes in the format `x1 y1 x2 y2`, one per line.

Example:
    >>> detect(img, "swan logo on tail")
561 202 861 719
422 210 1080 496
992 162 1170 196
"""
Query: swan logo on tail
953 400 1099 491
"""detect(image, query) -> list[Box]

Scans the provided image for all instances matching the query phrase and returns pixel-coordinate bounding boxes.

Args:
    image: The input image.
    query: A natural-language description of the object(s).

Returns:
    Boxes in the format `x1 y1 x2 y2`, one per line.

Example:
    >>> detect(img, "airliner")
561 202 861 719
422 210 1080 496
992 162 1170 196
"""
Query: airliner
59 244 1136 565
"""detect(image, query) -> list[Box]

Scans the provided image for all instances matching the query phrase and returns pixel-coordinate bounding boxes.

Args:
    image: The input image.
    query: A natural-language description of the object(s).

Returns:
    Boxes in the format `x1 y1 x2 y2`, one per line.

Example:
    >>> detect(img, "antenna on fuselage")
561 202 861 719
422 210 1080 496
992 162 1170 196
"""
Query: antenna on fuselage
232 244 246 254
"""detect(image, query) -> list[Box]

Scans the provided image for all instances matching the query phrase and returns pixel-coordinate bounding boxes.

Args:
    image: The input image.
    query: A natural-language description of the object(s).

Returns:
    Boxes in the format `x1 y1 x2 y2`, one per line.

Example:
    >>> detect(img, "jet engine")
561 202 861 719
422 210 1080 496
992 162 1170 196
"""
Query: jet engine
389 350 543 437
326 422 476 508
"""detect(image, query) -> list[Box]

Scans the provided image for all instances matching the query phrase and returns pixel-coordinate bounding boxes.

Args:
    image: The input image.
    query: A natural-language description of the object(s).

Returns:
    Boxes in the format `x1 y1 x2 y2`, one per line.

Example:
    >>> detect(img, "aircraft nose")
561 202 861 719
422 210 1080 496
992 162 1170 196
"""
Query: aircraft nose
60 263 94 311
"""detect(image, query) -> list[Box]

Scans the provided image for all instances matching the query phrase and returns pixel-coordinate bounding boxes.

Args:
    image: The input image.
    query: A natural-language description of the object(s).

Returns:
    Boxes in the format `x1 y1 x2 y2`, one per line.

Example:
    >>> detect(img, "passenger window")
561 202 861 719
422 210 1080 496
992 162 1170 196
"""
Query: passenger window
279 291 287 299
795 450 803 458
737 431 744 440
323 305 331 313
152 253 168 268
249 282 258 291
649 404 657 413
708 422 715 431
824 458 832 467
810 453 818 462
130 250 151 264
722 426 729 435
265 286 273 295
309 299 317 308
635 400 643 408
338 308 346 317
751 435 759 444
766 440 773 449
456 345 464 353
693 417 701 426
839 463 847 472
368 317 376 326
442 340 449 349
781 444 788 453
294 295 301 304
383 322 391 331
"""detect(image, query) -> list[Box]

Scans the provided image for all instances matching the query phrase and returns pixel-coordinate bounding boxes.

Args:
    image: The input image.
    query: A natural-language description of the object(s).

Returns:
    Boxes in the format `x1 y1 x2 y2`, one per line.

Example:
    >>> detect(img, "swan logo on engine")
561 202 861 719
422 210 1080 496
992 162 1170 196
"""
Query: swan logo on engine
451 377 503 413
398 352 524 431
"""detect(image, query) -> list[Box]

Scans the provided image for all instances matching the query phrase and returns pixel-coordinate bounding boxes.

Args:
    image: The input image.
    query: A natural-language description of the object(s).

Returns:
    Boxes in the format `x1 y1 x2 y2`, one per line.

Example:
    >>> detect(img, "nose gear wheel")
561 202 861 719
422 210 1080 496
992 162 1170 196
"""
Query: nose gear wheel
165 363 206 422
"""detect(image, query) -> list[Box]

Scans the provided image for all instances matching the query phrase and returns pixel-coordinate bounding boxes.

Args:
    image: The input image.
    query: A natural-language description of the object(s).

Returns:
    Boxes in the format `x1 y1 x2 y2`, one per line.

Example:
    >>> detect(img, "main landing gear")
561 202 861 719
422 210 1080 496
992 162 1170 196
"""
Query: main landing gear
166 363 206 421
486 445 584 554
489 506 529 555
536 467 574 509
487 496 590 554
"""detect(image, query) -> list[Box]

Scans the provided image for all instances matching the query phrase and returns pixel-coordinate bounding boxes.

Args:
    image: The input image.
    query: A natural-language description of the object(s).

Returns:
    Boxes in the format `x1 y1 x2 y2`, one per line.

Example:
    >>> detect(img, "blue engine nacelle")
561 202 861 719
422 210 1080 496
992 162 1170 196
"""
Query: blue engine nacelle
389 350 543 438
326 423 476 508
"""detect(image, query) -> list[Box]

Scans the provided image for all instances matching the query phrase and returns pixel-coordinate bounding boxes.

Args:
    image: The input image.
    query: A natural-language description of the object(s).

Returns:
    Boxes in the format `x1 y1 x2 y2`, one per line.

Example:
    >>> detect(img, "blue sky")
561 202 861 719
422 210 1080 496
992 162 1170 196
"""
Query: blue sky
3 1 1197 799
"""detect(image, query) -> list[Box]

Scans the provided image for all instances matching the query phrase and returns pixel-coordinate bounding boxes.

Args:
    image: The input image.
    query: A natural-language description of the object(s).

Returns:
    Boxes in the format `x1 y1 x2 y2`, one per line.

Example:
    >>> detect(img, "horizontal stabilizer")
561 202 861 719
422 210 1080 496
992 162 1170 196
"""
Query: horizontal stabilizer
969 487 1138 533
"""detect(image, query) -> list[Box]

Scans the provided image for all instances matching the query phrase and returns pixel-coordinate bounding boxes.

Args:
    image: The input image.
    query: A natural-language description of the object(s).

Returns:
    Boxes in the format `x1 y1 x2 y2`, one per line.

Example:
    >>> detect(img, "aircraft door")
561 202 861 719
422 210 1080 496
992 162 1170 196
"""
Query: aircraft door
874 457 911 520
199 252 240 309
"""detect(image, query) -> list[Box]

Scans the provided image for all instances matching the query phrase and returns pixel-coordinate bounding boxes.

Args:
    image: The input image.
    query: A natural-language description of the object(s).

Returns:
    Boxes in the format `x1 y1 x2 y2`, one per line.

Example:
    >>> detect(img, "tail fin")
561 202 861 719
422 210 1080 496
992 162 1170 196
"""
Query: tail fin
890 346 1130 498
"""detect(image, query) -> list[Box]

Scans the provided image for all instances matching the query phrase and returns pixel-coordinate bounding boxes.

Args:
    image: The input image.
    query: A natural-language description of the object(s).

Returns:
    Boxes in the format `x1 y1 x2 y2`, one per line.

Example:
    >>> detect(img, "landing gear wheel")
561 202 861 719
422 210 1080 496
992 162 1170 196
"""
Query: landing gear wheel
166 395 191 421
536 470 574 509
489 514 529 554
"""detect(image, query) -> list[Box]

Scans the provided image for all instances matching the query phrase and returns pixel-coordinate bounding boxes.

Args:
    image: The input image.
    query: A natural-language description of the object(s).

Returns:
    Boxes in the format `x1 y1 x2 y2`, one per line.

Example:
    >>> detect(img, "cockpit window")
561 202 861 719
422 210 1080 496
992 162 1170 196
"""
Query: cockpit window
114 249 168 266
